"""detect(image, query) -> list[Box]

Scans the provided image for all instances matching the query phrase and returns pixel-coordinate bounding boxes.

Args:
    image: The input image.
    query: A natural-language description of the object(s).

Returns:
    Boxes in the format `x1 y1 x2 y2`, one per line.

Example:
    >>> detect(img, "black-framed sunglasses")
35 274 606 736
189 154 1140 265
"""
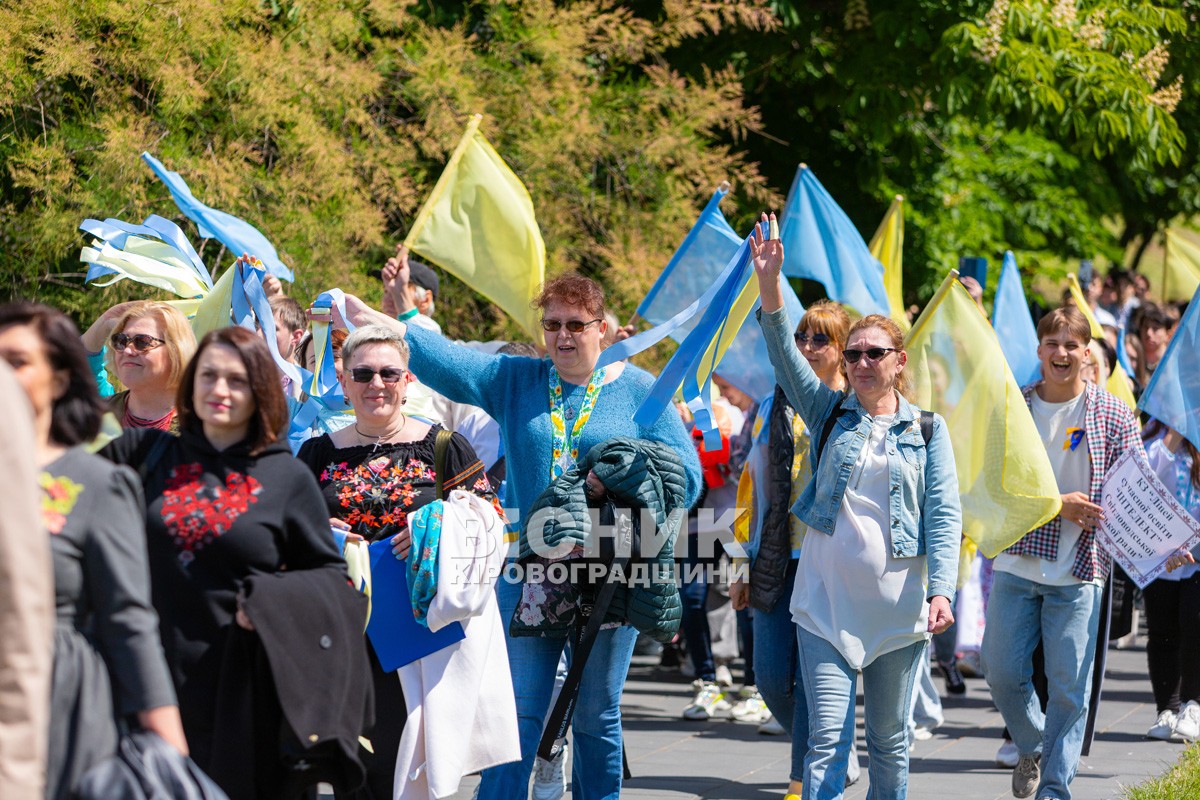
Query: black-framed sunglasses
349 367 407 384
110 332 165 353
541 318 603 333
843 347 899 364
794 332 831 349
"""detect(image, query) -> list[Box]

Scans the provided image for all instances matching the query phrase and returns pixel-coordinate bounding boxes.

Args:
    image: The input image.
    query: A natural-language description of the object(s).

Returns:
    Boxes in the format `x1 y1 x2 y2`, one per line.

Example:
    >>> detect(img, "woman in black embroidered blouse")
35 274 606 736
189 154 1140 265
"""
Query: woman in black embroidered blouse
297 323 492 800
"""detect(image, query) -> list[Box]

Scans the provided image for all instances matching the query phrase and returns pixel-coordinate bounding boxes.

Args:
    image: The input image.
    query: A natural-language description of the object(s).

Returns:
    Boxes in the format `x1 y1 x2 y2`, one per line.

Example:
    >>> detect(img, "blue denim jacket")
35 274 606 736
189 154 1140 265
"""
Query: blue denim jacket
759 307 961 602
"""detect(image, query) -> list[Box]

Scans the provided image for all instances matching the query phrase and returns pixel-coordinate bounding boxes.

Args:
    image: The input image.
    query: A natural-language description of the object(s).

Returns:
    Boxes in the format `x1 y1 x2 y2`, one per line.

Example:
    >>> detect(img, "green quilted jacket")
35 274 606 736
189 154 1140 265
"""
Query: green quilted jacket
512 437 689 642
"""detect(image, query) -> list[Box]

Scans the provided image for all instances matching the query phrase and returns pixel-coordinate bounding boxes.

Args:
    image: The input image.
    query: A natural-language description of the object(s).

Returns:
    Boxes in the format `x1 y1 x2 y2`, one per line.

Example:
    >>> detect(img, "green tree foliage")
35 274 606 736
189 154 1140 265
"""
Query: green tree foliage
0 0 775 337
665 0 1192 303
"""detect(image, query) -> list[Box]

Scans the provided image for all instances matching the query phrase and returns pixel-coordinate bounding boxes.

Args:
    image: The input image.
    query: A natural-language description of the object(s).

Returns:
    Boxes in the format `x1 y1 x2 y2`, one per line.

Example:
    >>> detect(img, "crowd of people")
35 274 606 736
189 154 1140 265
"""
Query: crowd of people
0 218 1197 800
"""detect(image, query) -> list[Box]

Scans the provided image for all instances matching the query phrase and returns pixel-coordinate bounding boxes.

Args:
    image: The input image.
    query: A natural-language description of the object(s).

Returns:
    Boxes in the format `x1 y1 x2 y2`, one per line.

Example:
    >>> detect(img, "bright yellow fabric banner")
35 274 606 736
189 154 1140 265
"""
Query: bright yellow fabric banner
905 273 1062 556
190 264 237 339
1156 230 1200 303
1065 274 1138 410
404 115 545 340
869 195 909 331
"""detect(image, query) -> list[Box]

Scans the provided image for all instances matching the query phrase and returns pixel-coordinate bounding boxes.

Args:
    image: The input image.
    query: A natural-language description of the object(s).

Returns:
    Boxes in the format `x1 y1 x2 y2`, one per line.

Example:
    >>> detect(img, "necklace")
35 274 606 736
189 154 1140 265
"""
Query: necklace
354 415 408 451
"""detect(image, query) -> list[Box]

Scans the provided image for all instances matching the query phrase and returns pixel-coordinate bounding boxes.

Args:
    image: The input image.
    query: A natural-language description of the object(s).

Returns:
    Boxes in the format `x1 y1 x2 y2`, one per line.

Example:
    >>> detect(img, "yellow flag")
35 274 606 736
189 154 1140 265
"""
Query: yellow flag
1155 229 1200 303
1065 273 1138 410
404 115 546 340
869 195 909 330
190 264 237 338
906 273 1062 556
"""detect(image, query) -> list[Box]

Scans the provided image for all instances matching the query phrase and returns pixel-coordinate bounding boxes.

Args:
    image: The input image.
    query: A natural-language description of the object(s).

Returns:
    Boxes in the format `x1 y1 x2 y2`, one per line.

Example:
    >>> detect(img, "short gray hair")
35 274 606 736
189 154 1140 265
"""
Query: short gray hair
341 324 410 367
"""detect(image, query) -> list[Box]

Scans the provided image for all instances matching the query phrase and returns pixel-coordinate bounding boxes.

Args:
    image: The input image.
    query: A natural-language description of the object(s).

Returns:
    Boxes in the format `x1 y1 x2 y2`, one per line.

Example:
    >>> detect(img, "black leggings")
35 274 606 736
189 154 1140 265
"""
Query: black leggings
1142 573 1200 712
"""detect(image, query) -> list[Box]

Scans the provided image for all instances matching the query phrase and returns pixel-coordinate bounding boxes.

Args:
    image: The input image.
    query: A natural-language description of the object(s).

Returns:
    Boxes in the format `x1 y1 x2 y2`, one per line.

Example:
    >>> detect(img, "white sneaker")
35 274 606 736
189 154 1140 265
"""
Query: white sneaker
758 715 786 735
995 738 1019 768
531 741 568 800
730 687 771 724
682 680 731 720
1175 701 1200 742
1147 709 1178 740
714 663 735 687
911 724 935 741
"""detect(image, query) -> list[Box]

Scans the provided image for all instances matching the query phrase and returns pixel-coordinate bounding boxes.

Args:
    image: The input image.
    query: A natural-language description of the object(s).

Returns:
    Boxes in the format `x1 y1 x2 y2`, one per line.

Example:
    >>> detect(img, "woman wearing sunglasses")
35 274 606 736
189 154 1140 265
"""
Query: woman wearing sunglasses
101 326 369 798
296 324 493 799
731 299 857 798
0 303 187 799
751 214 960 800
81 300 197 432
315 271 700 800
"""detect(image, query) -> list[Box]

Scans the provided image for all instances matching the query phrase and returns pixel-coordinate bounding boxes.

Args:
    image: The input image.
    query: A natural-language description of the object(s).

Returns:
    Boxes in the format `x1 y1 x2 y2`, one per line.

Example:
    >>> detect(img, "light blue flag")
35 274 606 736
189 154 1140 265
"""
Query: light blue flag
991 251 1041 387
635 186 804 400
778 165 890 317
141 152 295 282
1139 283 1200 451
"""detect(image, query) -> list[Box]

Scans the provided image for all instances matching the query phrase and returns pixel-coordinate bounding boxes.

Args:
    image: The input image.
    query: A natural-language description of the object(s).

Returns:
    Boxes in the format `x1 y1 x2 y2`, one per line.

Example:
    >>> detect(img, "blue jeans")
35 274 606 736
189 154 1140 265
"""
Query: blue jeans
796 625 924 800
476 577 637 800
680 534 719 681
982 571 1101 800
752 560 810 781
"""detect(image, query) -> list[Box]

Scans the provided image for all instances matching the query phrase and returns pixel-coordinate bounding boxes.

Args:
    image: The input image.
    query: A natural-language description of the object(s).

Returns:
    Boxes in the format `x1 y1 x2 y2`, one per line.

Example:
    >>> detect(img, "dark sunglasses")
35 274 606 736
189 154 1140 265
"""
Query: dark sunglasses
843 347 899 364
794 332 831 348
349 367 407 384
541 318 602 333
110 332 165 353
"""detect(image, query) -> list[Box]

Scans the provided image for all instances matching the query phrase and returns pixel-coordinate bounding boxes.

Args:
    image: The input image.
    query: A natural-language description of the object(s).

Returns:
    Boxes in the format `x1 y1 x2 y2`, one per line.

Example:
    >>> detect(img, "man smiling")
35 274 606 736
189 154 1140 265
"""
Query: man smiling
983 306 1143 800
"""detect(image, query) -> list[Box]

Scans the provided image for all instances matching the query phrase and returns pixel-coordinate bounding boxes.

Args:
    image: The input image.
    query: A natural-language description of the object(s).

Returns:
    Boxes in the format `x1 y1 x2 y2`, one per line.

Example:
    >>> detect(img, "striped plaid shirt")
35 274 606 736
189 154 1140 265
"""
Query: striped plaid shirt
1004 381 1145 582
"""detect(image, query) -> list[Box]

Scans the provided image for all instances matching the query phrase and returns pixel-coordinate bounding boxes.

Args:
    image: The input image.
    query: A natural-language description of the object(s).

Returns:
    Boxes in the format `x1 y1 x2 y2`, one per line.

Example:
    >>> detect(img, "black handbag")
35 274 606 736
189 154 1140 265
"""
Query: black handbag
75 730 229 800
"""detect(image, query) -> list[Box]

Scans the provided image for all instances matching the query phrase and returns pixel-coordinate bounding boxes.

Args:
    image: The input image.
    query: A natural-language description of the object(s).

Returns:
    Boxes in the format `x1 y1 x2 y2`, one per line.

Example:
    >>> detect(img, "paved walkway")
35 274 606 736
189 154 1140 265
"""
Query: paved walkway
449 642 1191 799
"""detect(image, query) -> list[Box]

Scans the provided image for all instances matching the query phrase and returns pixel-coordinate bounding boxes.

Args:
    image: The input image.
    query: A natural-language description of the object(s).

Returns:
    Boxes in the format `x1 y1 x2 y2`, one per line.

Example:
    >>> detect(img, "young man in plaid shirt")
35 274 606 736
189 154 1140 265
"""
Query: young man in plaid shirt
982 306 1144 800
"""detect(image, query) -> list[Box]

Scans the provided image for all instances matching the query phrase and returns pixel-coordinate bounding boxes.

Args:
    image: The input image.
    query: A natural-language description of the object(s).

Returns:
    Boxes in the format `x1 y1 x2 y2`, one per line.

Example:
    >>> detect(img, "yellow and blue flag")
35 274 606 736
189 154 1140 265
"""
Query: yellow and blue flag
1066 273 1138 410
991 251 1041 386
868 194 909 330
403 115 545 341
779 165 890 317
1140 283 1200 450
636 185 804 400
906 272 1061 556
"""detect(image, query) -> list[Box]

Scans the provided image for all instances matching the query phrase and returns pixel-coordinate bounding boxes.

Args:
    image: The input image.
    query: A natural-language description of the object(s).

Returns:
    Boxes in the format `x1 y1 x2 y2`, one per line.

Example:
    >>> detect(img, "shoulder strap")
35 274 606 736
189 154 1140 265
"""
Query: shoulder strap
433 428 453 498
814 395 846 471
920 410 934 446
135 432 172 485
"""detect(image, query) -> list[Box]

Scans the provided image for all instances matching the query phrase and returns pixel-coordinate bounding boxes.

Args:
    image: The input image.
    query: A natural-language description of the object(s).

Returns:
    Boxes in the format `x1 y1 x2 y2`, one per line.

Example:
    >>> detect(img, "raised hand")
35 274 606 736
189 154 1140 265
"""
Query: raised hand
749 211 784 278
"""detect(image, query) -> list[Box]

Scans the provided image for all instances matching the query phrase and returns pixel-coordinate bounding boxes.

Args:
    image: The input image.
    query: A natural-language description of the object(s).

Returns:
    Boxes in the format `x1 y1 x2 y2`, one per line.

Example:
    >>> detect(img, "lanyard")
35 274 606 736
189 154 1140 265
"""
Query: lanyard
549 365 606 479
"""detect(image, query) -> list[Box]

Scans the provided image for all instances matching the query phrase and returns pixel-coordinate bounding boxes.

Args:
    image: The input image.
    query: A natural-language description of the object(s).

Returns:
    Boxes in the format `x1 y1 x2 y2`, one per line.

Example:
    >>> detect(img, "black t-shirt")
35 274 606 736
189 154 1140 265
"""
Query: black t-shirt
296 425 491 543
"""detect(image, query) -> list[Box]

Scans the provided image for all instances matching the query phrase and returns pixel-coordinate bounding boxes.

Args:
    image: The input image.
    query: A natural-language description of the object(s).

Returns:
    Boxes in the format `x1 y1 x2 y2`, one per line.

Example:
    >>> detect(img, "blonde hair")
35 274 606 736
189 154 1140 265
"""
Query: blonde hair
847 314 912 400
106 301 197 391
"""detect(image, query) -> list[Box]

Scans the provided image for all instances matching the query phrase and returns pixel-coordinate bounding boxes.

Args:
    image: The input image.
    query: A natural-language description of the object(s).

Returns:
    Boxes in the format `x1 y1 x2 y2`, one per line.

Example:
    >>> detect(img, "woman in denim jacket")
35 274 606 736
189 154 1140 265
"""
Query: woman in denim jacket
751 214 961 800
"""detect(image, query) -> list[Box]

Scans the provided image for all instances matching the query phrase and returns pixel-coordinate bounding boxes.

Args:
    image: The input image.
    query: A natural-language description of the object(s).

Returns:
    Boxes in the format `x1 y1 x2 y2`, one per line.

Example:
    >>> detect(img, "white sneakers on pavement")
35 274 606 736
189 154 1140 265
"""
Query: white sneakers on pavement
1175 700 1200 742
531 742 568 800
758 715 786 735
682 679 732 720
1147 708 1179 740
995 738 1019 768
730 686 771 724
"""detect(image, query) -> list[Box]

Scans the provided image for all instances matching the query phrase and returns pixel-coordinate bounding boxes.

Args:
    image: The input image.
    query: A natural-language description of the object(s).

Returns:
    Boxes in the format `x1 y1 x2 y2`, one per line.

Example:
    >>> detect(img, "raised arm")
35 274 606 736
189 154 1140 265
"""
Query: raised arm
751 213 841 431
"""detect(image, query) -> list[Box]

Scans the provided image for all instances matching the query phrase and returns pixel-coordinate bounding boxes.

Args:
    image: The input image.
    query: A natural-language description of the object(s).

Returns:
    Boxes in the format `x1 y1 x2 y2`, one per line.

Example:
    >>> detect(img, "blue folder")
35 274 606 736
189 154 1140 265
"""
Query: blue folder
365 539 465 672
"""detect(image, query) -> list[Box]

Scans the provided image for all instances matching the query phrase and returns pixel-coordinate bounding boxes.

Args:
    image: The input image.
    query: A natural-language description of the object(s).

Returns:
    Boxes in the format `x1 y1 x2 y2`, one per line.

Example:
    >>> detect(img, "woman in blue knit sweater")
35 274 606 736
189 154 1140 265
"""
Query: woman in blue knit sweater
324 272 700 800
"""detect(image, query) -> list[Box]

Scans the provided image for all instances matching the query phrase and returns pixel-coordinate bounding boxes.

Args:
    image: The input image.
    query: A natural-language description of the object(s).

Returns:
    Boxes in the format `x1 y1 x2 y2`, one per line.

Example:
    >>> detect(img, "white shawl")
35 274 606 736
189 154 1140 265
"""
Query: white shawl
393 490 519 799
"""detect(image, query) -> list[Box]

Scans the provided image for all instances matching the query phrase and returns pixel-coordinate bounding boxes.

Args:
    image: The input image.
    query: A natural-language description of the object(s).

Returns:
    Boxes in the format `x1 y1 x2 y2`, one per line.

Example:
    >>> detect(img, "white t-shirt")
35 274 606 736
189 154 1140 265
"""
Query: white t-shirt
995 391 1093 586
790 413 930 669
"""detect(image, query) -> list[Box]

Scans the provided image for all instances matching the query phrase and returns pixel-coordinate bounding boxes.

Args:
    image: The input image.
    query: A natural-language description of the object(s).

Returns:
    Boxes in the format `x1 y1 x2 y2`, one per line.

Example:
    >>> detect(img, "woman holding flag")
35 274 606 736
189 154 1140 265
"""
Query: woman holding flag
751 213 961 800
319 270 700 800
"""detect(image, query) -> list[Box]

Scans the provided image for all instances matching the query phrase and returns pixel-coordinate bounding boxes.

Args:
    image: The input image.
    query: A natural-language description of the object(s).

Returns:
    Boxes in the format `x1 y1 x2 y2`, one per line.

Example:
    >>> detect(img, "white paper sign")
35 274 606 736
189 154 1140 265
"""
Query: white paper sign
1096 450 1200 588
